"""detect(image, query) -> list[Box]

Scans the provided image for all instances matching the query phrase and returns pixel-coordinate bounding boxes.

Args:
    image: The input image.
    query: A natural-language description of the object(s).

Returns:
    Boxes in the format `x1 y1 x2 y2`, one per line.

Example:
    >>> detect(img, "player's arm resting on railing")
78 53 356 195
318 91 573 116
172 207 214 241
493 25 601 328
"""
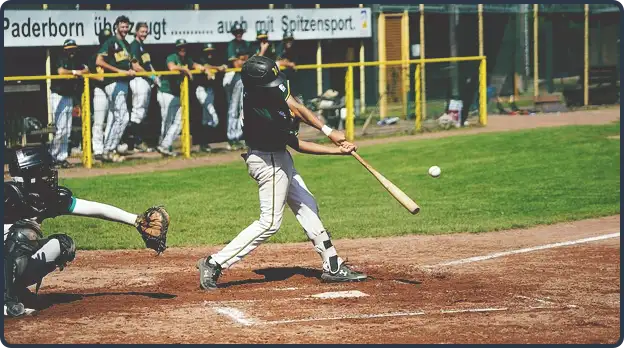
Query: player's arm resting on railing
167 61 193 79
58 64 88 77
96 54 135 76
290 138 356 156
131 59 146 73
286 95 346 145
278 58 296 69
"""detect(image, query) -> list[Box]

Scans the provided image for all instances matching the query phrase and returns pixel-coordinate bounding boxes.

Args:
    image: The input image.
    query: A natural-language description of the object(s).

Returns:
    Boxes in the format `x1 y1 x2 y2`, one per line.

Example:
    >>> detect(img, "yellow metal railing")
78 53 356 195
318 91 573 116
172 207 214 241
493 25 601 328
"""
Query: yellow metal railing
5 56 488 166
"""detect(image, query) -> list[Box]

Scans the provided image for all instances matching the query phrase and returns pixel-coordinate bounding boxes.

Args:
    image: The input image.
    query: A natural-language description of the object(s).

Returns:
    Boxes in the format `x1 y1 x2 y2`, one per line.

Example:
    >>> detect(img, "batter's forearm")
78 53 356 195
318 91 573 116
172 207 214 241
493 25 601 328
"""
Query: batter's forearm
70 198 138 226
287 97 324 130
292 139 341 155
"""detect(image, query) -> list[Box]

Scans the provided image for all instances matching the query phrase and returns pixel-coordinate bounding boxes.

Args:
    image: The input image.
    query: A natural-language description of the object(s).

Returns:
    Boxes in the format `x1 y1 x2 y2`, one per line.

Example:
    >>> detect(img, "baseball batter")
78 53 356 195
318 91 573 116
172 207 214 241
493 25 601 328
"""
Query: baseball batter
128 22 160 151
95 15 139 163
49 39 88 168
4 146 168 317
195 43 226 152
197 56 367 290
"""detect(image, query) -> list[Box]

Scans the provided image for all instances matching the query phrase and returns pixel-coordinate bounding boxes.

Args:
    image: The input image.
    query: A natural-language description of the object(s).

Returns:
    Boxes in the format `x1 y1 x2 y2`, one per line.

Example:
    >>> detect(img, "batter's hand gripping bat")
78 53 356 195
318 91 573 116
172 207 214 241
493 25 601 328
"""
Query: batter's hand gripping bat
351 151 420 215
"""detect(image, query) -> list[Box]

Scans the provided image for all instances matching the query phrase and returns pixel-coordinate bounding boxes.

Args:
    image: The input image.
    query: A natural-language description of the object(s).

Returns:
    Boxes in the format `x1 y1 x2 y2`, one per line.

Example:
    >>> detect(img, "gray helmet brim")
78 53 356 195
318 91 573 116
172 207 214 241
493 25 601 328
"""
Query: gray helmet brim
262 71 287 88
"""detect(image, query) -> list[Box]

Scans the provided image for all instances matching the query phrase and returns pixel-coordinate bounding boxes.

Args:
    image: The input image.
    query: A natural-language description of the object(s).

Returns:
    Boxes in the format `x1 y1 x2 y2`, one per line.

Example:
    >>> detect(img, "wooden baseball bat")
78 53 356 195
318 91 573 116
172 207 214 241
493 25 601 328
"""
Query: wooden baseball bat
351 151 420 215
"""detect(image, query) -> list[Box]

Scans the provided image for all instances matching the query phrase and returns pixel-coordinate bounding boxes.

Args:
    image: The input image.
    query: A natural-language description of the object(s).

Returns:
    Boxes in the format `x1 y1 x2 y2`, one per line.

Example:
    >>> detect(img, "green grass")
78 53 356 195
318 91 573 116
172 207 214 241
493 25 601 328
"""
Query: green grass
46 123 620 250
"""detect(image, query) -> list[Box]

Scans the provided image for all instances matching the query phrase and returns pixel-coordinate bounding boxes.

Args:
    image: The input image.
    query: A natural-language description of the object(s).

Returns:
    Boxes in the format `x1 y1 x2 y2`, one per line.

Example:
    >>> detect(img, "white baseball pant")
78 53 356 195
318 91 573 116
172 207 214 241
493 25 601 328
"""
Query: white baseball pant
129 77 152 124
49 92 74 162
223 72 243 142
195 86 219 127
103 81 130 153
156 91 182 149
91 86 112 156
211 149 343 273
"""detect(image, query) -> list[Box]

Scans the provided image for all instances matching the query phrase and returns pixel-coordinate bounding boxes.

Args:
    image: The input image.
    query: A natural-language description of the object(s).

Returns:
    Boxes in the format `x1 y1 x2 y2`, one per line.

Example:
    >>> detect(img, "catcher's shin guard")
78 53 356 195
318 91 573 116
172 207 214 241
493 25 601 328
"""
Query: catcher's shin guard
4 221 45 306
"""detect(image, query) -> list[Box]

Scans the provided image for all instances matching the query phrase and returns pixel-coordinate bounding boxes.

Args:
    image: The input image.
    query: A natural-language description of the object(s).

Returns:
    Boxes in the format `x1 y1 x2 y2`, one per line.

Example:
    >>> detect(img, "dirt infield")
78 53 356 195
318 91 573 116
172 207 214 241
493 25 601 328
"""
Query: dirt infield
4 216 620 344
53 108 619 179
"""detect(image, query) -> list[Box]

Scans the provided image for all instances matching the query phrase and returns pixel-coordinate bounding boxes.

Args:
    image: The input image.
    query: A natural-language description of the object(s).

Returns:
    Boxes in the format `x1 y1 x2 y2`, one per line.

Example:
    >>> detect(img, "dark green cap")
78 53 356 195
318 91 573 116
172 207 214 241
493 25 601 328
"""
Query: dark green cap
175 38 188 47
203 43 216 51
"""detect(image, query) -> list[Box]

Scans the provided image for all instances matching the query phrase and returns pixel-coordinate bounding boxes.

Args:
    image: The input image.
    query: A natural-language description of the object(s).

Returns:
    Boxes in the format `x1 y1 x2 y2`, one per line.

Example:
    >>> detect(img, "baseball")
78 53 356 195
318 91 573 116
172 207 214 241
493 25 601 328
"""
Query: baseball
428 166 441 178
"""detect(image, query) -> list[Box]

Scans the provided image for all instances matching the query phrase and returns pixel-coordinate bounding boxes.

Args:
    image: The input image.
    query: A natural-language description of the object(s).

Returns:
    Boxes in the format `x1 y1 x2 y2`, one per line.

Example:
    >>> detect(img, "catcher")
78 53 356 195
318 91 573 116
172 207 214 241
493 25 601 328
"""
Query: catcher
4 146 169 317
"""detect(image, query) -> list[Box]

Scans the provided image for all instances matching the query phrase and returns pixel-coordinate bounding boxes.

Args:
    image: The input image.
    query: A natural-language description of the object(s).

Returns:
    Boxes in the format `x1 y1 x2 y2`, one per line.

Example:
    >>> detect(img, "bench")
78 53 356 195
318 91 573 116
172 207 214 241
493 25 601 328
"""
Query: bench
533 94 567 113
562 66 619 107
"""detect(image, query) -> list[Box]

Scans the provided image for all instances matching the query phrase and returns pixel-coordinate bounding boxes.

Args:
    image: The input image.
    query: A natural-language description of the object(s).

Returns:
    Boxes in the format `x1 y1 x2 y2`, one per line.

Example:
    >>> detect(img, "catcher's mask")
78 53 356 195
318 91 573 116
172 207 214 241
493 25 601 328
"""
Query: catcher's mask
241 55 286 90
8 145 58 192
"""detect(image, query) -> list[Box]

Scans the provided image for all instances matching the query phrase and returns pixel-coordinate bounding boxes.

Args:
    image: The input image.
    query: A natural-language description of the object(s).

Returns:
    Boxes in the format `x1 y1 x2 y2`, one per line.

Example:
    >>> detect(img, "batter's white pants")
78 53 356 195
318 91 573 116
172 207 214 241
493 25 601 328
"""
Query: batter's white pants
49 93 74 162
211 149 343 272
223 72 243 142
195 86 219 127
91 86 113 156
103 81 130 153
129 77 152 124
157 91 182 149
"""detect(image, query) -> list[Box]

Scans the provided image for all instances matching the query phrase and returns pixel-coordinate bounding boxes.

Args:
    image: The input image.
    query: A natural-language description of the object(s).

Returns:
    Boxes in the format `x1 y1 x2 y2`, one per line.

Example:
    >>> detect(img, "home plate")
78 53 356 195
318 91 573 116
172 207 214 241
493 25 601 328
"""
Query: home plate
310 290 369 299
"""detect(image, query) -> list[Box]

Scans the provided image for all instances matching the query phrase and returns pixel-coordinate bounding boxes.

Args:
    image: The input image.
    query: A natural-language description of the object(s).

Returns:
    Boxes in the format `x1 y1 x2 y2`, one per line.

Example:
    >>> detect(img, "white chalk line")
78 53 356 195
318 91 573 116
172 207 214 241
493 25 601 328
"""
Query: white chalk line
203 291 370 306
424 232 620 268
212 304 578 326
213 307 255 326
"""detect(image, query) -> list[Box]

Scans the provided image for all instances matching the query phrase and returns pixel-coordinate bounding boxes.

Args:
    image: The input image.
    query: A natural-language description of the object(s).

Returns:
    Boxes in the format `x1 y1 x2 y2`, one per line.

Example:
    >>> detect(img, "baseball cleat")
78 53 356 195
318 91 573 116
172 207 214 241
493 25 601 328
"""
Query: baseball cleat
197 257 222 290
4 302 34 318
321 263 367 283
157 146 178 157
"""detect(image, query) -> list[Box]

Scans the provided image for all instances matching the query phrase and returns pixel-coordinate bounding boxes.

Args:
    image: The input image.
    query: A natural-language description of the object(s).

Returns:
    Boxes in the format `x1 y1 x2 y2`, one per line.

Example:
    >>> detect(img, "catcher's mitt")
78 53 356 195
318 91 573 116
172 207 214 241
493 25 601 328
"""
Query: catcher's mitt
135 206 170 254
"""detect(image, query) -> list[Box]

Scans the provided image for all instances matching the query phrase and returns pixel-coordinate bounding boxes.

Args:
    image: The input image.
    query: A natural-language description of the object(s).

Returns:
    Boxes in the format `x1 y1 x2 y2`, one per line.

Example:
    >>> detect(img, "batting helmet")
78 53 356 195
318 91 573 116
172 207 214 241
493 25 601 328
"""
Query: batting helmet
241 55 286 89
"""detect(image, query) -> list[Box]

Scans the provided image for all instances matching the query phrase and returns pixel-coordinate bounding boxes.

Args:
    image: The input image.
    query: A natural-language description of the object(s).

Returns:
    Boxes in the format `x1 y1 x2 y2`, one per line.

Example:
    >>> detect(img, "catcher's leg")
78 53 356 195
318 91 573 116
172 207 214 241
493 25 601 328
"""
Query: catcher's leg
4 221 75 317
210 150 292 269
286 167 367 282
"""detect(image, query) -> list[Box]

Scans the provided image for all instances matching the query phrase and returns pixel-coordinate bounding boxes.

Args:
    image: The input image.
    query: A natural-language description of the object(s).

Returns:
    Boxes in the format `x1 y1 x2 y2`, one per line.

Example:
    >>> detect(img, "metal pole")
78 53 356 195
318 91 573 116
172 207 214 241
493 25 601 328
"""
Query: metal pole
419 4 427 120
316 4 323 96
378 12 387 119
478 4 484 57
533 4 539 100
81 77 92 169
181 76 191 158
359 4 366 114
401 10 410 119
584 4 589 106
479 58 487 126
43 4 53 141
345 66 355 141
415 64 421 131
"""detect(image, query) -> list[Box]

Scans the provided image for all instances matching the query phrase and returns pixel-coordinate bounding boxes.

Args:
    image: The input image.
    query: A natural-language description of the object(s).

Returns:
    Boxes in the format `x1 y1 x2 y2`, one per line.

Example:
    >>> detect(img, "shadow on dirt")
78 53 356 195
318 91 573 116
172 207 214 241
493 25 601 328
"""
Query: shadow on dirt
219 267 322 288
22 290 176 310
